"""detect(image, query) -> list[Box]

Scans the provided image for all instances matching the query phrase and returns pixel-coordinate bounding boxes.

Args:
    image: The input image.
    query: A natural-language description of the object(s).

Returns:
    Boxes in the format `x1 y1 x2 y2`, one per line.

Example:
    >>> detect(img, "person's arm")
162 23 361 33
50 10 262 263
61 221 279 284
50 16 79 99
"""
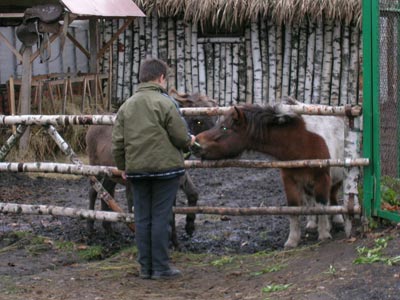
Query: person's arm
111 110 126 171
165 106 195 150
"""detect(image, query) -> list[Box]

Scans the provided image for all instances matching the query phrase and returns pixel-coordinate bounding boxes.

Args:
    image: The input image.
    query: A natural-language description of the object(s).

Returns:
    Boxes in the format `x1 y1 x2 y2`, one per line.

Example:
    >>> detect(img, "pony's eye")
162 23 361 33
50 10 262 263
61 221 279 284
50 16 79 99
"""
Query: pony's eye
197 121 202 125
221 126 227 131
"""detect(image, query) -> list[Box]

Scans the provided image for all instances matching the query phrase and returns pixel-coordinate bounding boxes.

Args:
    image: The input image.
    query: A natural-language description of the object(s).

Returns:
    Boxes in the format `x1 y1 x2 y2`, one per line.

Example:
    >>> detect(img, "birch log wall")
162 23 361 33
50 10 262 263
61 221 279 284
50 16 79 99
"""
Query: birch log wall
100 15 362 107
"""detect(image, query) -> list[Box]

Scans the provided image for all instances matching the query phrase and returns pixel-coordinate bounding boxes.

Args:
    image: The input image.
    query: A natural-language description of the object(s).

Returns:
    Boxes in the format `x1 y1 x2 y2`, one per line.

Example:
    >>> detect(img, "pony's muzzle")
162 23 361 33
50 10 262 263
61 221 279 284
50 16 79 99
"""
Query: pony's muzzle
190 141 202 155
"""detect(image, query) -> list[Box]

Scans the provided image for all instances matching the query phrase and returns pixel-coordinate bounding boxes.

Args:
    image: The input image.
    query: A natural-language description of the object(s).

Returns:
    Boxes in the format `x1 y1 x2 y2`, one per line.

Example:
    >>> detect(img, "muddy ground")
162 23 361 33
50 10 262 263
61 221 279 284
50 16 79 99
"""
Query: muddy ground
0 152 400 300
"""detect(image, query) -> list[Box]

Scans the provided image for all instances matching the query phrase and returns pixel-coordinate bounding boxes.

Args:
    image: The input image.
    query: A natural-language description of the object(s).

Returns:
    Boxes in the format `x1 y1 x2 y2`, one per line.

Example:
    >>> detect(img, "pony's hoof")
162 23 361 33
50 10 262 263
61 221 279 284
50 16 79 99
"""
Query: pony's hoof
318 232 332 241
306 220 317 231
332 214 345 225
284 240 299 249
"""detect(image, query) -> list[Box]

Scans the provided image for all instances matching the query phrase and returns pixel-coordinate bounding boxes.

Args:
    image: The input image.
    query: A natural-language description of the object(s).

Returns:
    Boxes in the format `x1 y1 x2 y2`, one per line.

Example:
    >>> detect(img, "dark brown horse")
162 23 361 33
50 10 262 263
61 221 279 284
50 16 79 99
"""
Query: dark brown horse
85 90 218 243
194 104 344 248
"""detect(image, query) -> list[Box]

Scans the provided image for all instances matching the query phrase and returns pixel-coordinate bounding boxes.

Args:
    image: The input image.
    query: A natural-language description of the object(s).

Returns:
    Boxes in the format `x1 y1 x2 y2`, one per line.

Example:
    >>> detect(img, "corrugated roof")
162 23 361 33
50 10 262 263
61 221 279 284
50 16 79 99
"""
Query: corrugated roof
61 0 145 18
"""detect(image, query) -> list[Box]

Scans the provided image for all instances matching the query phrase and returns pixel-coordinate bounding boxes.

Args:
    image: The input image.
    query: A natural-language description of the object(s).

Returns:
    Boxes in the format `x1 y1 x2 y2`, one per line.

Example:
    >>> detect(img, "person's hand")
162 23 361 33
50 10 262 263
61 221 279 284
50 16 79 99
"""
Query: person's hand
121 171 127 180
190 134 196 146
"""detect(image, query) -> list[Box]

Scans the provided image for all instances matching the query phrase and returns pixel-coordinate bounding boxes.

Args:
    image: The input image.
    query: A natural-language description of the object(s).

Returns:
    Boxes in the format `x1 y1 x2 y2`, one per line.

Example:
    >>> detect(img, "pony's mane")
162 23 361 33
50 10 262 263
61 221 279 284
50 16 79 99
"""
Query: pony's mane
238 104 303 142
169 88 218 108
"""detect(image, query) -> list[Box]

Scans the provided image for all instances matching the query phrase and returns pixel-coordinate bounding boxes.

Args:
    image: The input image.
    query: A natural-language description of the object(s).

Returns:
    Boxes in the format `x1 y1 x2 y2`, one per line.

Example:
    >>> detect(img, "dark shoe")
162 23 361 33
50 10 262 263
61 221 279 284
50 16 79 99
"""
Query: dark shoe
139 269 152 279
152 268 182 280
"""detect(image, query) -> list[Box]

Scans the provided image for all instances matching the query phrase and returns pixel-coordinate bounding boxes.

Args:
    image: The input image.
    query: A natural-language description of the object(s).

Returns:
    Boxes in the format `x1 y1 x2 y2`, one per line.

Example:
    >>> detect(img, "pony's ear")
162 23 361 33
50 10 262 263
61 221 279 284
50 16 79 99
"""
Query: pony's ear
232 106 245 123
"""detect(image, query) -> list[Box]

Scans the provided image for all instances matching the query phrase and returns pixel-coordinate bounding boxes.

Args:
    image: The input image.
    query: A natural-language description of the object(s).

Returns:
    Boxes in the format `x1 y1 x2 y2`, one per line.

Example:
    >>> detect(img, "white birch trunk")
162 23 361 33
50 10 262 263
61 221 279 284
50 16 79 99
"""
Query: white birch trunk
132 19 141 92
297 22 307 102
275 25 283 101
158 18 168 62
304 20 315 103
268 20 277 103
167 18 176 90
151 11 159 58
139 18 146 62
219 44 226 106
116 20 125 103
321 20 333 105
312 18 324 104
347 27 359 105
191 23 199 92
251 22 262 104
341 25 350 104
176 19 185 92
184 22 192 92
290 27 299 98
197 43 207 95
260 20 269 102
122 22 132 100
225 44 233 106
331 20 342 106
0 125 27 161
245 27 253 104
357 30 363 104
282 26 292 98
238 43 247 103
214 43 221 102
145 16 152 58
231 44 240 104
205 43 214 98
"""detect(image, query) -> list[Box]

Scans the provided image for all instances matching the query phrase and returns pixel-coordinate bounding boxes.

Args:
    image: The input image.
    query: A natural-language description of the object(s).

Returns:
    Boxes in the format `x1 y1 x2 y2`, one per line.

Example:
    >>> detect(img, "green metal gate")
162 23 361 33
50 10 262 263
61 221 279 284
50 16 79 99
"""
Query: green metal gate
363 0 400 222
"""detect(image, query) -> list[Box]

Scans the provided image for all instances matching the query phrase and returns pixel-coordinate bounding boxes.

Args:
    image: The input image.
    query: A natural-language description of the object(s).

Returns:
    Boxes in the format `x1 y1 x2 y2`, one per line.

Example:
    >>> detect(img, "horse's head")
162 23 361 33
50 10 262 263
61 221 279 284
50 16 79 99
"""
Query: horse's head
169 88 218 135
193 106 249 160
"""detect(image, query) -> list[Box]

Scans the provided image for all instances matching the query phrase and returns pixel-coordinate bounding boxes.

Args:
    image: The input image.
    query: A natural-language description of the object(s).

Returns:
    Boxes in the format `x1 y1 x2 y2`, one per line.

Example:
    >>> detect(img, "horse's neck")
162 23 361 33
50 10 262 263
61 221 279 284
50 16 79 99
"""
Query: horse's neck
249 128 317 161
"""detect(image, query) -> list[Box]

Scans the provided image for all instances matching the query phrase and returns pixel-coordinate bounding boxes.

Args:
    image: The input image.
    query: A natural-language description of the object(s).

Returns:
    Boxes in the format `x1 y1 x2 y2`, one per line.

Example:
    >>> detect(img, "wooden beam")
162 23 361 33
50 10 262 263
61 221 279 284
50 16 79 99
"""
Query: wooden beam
97 18 133 60
66 32 90 59
0 31 23 62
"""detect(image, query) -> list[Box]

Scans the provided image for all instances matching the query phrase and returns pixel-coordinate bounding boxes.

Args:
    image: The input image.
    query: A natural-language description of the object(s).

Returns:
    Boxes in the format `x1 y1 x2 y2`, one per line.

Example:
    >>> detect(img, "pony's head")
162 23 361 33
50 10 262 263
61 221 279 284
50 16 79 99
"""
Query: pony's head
193 104 303 160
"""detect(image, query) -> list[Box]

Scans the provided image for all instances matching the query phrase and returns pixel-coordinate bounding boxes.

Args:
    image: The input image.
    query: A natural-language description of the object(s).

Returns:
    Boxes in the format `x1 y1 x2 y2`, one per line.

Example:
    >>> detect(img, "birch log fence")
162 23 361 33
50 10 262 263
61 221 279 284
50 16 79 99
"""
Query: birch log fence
0 103 365 227
99 16 362 107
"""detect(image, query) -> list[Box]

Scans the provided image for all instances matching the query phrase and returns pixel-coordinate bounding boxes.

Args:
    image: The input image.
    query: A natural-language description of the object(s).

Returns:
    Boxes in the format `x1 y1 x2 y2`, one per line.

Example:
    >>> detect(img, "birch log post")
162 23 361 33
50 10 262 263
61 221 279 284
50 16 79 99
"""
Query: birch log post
260 20 269 102
0 125 27 161
132 18 140 93
251 22 263 104
225 45 233 106
145 16 152 59
275 25 283 101
139 18 146 62
45 125 135 233
197 43 207 95
158 18 168 62
297 22 307 102
151 10 159 58
122 23 132 100
231 44 240 104
312 17 324 103
281 26 292 97
184 22 192 92
348 26 360 105
357 30 363 104
219 44 226 106
331 20 342 106
191 23 199 92
116 20 125 103
245 27 253 104
267 21 276 103
176 19 185 92
289 26 299 98
304 20 315 103
320 20 333 105
205 43 214 98
238 43 247 103
341 25 350 104
167 18 177 91
214 43 221 102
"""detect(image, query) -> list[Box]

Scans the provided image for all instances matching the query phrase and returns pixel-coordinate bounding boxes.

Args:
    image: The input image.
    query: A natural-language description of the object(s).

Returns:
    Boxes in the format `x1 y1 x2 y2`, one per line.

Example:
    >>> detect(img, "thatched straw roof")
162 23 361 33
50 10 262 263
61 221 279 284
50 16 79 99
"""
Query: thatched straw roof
136 0 362 28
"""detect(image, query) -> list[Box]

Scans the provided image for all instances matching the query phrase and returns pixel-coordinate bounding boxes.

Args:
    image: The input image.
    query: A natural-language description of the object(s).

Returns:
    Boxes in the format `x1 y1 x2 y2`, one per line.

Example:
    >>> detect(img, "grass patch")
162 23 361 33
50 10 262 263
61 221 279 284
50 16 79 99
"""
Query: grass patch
78 245 104 261
354 236 400 265
262 283 292 294
251 263 286 276
210 256 234 267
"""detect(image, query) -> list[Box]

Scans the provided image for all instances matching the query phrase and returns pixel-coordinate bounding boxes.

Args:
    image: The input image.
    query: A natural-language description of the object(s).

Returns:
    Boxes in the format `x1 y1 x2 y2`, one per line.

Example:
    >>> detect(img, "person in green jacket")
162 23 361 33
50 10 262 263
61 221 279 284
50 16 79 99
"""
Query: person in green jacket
112 58 195 280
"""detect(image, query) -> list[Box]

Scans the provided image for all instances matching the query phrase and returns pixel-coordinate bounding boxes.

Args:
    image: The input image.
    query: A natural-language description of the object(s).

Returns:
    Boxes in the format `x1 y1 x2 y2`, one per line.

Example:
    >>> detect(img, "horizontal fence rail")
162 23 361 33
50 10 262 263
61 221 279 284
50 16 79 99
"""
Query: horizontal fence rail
0 159 370 177
0 203 361 223
0 104 362 126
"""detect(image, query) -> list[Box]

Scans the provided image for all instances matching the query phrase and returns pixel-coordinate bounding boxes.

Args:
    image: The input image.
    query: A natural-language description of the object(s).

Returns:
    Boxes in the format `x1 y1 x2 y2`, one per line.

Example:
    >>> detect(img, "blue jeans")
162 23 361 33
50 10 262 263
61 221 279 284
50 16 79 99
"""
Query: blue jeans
128 176 181 272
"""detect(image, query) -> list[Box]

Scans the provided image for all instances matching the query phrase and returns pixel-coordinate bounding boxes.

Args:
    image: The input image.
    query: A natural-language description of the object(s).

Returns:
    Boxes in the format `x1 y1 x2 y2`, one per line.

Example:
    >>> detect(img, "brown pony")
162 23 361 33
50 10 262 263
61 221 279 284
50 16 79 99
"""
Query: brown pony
85 90 218 244
194 104 341 248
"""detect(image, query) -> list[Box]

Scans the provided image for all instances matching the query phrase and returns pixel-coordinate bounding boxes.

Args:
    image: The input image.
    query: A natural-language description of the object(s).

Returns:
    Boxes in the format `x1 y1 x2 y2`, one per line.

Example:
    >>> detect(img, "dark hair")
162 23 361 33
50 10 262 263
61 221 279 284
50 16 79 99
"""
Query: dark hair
138 59 169 83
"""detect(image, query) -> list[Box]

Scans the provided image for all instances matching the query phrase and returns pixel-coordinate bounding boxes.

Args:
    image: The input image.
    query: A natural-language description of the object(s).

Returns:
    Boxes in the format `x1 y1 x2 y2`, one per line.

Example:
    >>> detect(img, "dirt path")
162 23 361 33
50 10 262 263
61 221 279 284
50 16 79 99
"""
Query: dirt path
1 153 400 299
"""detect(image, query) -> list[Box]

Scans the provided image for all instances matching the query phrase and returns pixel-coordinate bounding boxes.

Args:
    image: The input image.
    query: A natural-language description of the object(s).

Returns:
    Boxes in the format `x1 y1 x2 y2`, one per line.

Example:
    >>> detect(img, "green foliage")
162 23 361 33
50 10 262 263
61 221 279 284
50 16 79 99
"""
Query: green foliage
262 283 292 293
381 176 400 206
211 256 234 266
323 264 337 275
354 236 400 265
78 245 104 261
251 264 286 276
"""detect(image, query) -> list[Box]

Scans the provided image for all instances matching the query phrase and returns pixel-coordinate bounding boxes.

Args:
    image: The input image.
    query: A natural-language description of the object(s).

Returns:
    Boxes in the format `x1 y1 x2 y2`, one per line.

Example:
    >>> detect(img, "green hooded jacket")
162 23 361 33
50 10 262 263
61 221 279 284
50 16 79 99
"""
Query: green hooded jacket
111 82 191 177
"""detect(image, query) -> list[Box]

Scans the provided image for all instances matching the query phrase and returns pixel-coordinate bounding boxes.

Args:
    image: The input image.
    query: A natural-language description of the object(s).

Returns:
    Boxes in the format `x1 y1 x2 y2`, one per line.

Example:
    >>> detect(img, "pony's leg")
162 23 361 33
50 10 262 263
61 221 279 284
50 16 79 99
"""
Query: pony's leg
87 182 97 232
303 193 317 230
281 172 302 248
317 205 332 241
285 216 302 249
179 173 198 236
330 181 344 226
314 173 332 241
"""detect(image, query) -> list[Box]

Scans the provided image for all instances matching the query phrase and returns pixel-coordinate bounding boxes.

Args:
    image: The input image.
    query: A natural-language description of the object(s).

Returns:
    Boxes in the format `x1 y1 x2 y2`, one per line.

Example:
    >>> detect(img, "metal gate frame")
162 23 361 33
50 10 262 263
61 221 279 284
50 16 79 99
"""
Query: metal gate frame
363 0 400 222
